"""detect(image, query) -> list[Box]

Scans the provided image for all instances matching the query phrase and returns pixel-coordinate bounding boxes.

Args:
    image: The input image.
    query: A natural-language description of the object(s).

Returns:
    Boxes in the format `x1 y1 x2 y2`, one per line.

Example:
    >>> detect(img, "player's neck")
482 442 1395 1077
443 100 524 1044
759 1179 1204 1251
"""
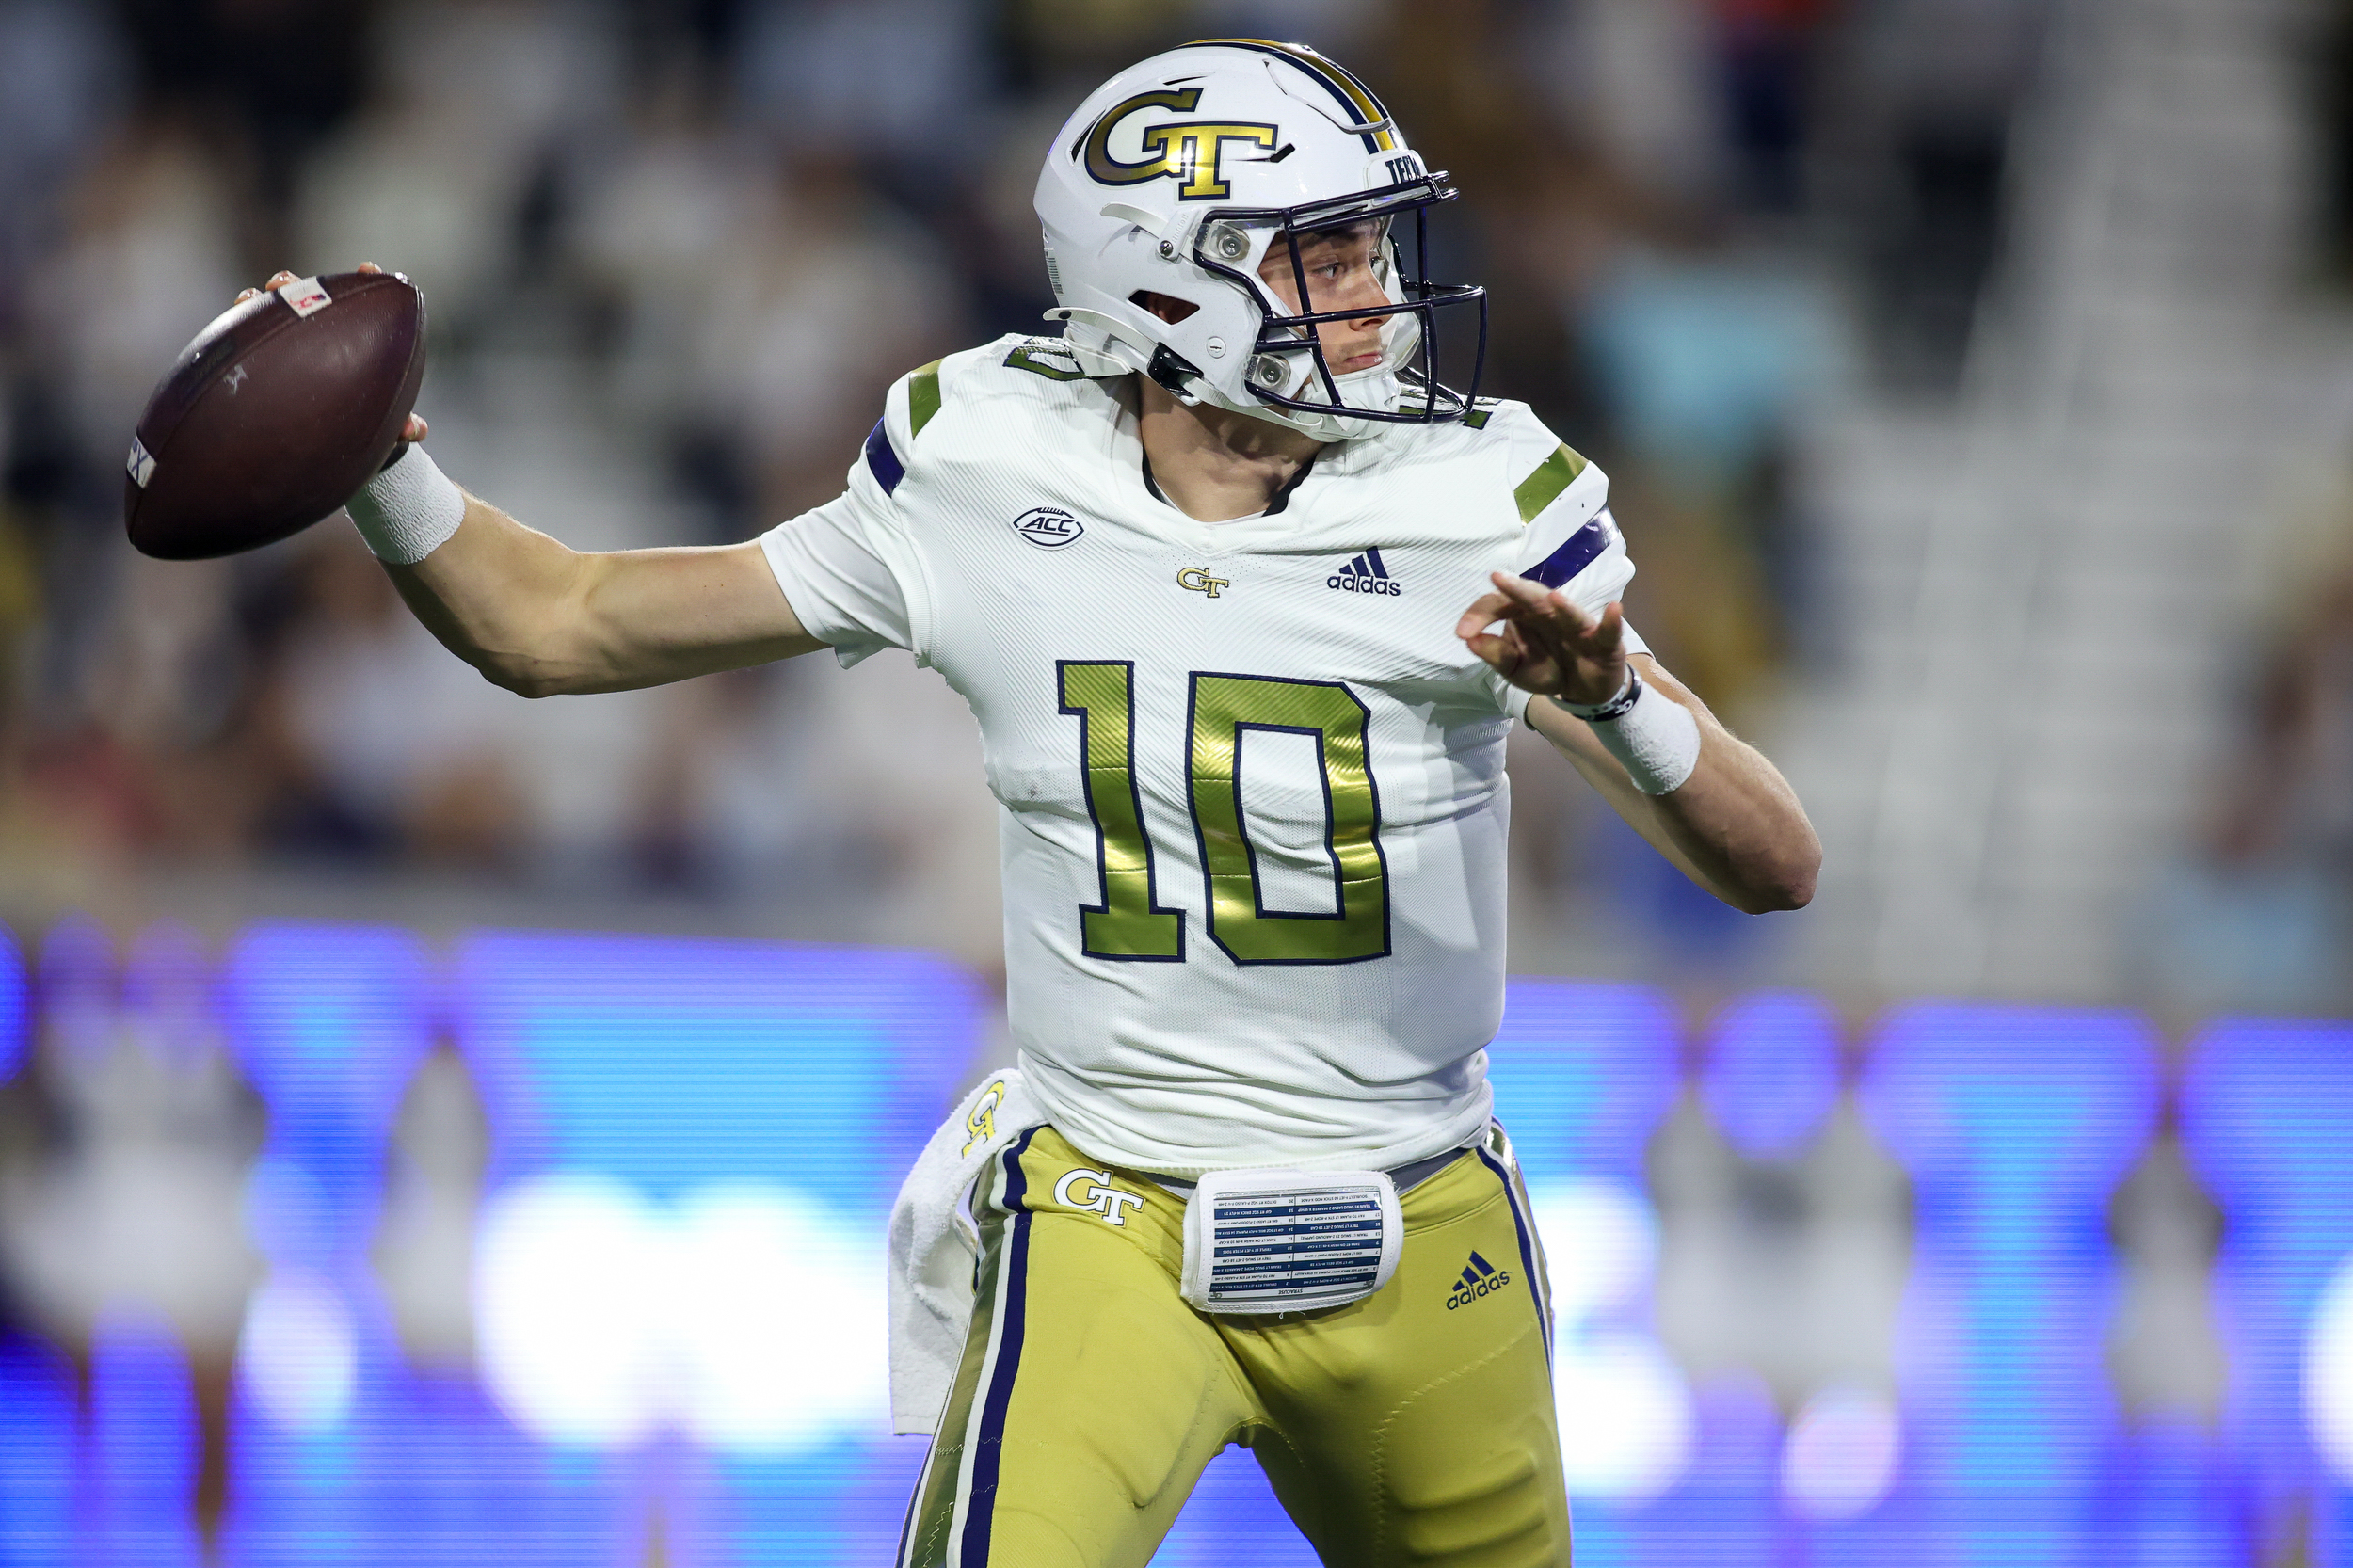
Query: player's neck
1135 376 1323 522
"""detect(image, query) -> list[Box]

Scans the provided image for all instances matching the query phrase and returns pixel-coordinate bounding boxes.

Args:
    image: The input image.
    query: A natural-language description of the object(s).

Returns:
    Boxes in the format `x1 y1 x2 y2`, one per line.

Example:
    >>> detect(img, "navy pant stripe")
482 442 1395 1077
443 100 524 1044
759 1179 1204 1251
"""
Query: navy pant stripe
958 1127 1040 1567
1476 1145 1551 1369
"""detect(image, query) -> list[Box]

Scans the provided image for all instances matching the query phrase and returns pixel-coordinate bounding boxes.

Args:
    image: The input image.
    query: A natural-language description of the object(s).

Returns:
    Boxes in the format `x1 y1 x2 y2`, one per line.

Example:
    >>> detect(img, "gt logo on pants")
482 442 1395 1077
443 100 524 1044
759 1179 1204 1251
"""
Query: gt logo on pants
1053 1168 1147 1226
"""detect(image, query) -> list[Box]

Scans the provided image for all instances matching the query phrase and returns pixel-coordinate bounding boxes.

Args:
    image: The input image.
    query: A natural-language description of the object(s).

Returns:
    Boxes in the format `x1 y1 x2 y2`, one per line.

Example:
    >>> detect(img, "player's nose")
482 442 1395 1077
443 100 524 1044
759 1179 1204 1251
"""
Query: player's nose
1334 270 1393 325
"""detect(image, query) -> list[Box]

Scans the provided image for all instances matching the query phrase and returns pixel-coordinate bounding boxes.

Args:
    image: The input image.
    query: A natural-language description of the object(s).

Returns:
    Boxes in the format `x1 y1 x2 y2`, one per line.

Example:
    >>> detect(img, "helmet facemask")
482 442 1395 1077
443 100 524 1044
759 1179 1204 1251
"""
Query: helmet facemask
1193 174 1488 440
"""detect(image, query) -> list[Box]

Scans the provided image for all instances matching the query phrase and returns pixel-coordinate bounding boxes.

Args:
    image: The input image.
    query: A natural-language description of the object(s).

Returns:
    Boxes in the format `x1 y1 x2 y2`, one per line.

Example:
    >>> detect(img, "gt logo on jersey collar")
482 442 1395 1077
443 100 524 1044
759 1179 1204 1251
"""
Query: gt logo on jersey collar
1082 88 1278 200
1177 567 1230 598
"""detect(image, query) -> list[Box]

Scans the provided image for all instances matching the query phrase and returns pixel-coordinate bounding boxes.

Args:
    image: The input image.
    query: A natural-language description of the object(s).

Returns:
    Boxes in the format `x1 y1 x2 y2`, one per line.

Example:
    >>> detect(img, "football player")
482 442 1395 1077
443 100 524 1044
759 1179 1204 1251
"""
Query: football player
247 38 1817 1568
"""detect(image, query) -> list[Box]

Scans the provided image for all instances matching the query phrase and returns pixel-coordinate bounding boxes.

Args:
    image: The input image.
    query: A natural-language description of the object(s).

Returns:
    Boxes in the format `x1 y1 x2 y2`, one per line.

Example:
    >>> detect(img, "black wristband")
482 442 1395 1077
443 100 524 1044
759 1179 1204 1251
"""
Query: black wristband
1561 670 1641 723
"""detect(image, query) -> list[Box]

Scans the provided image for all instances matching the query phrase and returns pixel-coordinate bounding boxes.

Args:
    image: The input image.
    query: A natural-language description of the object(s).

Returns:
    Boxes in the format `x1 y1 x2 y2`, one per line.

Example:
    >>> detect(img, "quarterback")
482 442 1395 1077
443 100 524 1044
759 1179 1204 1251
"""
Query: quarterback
255 38 1816 1568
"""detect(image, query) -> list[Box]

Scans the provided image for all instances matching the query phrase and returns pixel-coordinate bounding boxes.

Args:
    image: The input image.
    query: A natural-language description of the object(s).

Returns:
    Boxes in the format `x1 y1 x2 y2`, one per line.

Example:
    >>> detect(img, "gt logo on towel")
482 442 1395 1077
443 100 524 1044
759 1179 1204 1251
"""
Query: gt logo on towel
1053 1168 1147 1226
960 1080 1008 1157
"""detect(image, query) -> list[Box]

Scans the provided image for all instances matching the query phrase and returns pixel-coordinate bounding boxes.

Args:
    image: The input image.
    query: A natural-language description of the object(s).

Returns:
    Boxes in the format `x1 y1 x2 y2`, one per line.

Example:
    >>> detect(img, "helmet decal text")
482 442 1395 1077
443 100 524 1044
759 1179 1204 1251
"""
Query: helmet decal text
1082 88 1279 201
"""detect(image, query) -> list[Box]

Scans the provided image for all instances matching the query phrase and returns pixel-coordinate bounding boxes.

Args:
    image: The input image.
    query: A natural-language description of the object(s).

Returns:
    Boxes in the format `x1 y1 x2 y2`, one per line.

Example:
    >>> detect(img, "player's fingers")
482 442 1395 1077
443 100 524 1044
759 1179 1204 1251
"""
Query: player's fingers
357 262 382 275
235 288 259 303
401 414 429 442
1487 570 1550 605
265 270 298 291
1455 592 1514 639
1488 571 1597 635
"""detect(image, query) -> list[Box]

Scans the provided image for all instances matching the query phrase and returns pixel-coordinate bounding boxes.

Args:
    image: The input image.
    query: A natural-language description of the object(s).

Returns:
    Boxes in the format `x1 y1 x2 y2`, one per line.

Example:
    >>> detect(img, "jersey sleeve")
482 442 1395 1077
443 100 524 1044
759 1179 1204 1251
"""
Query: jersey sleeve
1490 413 1650 720
757 362 942 668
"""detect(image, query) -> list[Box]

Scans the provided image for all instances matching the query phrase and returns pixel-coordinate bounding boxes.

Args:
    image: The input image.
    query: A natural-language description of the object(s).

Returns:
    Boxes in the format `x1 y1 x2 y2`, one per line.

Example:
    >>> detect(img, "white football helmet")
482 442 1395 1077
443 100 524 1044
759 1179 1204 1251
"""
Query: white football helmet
1034 39 1486 441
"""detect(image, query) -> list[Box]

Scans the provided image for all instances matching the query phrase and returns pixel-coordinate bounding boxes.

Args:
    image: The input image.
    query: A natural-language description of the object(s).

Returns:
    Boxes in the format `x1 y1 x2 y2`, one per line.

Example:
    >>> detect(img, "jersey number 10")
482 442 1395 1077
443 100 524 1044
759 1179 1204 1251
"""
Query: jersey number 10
1058 661 1390 967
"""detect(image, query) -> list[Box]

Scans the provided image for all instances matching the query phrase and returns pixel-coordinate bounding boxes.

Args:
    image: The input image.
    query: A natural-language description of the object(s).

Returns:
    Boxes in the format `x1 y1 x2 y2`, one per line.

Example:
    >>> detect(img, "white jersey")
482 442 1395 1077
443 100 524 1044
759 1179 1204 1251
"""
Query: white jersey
761 334 1641 1176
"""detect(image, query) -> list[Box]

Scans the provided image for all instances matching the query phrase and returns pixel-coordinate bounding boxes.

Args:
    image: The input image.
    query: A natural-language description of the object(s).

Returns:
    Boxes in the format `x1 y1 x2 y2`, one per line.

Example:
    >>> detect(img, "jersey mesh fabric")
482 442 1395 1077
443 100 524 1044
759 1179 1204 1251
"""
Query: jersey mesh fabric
760 335 1642 1176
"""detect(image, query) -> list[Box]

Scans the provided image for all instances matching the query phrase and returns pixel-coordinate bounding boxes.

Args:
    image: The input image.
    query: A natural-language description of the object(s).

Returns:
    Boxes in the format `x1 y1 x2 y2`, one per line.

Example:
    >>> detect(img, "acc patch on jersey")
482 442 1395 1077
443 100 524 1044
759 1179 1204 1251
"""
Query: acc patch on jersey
1012 505 1085 549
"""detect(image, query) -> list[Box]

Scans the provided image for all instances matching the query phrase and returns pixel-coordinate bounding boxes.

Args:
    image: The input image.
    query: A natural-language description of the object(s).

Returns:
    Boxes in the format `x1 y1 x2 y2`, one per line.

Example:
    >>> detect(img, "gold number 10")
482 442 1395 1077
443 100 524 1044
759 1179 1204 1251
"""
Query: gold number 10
1058 662 1390 967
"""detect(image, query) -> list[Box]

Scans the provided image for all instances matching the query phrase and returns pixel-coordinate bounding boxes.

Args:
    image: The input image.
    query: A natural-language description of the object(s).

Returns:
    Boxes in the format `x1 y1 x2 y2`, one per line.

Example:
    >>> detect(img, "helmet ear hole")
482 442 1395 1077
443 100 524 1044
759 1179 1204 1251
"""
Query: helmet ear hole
1130 290 1200 325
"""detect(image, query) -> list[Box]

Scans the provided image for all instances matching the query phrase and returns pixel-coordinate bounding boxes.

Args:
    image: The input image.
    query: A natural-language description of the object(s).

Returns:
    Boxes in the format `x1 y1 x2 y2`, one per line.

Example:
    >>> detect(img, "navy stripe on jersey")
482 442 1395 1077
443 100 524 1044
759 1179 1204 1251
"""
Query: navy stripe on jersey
961 1127 1042 1567
864 418 906 495
1525 510 1617 589
1476 1144 1552 1370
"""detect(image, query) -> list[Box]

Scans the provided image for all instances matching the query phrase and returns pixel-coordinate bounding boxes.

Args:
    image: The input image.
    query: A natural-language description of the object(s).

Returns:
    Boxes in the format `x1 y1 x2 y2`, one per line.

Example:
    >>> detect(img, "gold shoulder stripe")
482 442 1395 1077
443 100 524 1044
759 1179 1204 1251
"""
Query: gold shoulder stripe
1513 443 1589 525
908 360 945 437
1004 343 1092 382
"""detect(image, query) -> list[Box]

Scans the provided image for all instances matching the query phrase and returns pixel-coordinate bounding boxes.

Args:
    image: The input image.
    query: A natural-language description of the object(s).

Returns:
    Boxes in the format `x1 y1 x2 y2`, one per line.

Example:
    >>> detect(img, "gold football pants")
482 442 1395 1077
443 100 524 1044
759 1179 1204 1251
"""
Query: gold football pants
897 1122 1571 1567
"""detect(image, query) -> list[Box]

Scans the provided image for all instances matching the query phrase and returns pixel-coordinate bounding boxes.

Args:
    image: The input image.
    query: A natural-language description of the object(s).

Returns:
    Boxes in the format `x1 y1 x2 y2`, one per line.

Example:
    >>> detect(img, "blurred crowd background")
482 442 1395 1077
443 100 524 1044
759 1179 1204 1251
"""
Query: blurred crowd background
3 0 2345 1011
3 0 2353 1562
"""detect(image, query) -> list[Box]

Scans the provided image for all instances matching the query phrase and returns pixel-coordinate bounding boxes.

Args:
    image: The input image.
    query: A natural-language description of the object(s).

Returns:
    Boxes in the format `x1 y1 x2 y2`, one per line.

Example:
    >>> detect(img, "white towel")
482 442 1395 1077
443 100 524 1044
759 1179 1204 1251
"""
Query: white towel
888 1068 1043 1435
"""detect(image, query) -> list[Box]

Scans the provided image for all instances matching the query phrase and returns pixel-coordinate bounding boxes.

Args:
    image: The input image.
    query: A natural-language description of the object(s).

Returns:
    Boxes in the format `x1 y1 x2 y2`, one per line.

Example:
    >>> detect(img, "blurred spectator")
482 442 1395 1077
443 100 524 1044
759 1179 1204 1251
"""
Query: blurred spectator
28 120 245 483
2321 0 2353 283
686 155 965 521
735 0 987 169
0 0 128 315
1844 0 2051 391
627 663 837 897
1579 247 1845 709
294 0 622 335
251 528 530 870
113 0 373 230
2106 1085 2227 1428
1651 1041 1911 1417
2140 470 2353 1013
0 917 264 1559
372 1032 490 1373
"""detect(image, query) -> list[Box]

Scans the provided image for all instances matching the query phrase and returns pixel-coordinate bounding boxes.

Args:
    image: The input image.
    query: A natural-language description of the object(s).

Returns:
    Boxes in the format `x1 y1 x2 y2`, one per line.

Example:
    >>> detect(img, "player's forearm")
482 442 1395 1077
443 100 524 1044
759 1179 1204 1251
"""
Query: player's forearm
1530 664 1819 913
380 494 609 696
381 496 823 696
1640 732 1818 913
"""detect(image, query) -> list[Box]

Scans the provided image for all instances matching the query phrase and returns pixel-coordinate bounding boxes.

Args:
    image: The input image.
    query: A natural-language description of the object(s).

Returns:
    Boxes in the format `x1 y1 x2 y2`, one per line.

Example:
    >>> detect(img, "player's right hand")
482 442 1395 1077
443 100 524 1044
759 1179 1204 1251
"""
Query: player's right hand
1456 572 1630 706
234 262 428 445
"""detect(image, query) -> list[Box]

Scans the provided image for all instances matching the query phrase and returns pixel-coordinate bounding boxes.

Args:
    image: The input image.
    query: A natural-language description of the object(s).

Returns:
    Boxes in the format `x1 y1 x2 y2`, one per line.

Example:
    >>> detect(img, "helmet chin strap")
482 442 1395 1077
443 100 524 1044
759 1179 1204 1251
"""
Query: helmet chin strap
1048 304 1405 440
1237 307 1422 440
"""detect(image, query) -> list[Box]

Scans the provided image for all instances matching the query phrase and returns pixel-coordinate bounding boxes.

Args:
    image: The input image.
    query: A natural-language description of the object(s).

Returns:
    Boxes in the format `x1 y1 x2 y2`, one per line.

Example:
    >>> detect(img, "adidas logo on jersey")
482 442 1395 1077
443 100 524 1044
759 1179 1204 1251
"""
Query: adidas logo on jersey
1012 505 1085 549
1445 1250 1513 1310
1327 549 1401 596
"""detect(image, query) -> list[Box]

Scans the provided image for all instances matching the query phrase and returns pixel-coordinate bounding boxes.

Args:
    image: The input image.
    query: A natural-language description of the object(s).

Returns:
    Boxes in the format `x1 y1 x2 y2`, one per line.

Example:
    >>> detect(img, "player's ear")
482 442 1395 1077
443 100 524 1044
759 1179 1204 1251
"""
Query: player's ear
1129 291 1199 325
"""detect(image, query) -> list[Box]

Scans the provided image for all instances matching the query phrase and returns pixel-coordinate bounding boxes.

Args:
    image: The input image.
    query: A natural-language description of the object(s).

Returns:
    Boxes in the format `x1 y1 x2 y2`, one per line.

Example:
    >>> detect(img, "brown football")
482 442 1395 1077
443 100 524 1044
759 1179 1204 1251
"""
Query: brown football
123 270 427 560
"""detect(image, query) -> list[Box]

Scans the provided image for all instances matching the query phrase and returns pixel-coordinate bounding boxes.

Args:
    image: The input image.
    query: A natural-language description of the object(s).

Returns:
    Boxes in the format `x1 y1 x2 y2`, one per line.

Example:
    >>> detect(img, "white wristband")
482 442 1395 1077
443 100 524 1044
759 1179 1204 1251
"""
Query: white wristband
346 444 465 564
1580 677 1701 794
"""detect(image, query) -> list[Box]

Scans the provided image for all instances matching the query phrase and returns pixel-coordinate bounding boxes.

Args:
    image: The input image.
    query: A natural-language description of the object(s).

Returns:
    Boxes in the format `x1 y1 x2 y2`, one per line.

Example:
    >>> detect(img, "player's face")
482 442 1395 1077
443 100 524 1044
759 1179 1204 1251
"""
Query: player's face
1257 219 1394 375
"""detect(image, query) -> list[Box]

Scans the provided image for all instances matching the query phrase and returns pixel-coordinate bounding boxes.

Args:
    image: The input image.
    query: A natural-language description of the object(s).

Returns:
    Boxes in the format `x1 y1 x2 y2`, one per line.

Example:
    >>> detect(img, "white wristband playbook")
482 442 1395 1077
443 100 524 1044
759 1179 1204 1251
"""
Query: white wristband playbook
346 444 465 565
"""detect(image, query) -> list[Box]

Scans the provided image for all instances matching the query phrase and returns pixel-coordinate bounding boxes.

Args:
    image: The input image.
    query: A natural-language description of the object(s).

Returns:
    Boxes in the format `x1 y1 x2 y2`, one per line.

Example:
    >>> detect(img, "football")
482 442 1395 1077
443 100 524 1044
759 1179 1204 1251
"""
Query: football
122 269 427 560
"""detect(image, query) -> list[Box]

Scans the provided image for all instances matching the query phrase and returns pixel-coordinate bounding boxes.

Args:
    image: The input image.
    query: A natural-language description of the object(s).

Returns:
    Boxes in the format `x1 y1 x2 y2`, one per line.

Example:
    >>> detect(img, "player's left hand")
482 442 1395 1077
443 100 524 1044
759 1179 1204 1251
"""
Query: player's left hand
1456 572 1628 706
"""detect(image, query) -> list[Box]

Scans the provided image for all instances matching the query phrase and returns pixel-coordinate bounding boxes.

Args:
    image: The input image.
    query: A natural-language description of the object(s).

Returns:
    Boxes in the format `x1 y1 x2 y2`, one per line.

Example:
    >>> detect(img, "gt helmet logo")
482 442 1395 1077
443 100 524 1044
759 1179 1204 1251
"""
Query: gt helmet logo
1081 88 1279 201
